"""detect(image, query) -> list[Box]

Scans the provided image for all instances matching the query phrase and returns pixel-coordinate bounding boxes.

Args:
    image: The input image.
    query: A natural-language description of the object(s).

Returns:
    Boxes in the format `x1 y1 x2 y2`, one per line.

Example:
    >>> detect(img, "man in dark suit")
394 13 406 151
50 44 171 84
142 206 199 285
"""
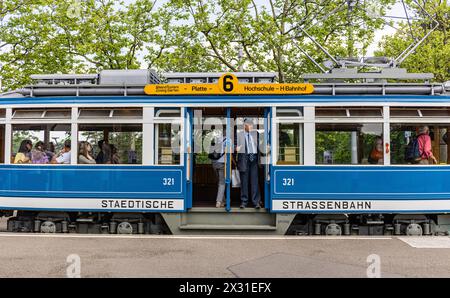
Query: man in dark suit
236 118 261 209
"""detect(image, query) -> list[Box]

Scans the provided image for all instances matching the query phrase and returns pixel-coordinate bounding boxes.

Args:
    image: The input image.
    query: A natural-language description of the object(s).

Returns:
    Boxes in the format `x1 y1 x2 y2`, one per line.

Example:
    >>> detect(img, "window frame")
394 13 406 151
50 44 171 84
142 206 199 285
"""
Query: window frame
310 105 386 167
10 122 73 165
272 107 305 166
77 123 144 166
0 124 5 164
153 108 184 166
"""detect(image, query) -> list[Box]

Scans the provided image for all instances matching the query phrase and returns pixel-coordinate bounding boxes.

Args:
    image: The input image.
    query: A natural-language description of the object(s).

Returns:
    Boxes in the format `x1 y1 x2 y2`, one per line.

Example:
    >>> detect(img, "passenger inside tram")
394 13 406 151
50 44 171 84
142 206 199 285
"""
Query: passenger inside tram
78 124 142 164
390 124 448 164
95 140 106 164
31 141 49 164
51 140 71 164
45 142 56 161
368 136 384 164
315 123 383 165
13 140 32 164
78 141 96 164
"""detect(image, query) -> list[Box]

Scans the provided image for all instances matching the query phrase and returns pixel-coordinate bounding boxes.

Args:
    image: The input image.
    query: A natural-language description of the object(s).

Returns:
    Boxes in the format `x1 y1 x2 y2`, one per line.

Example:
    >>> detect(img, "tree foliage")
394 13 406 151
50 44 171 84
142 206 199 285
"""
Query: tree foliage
376 0 450 81
0 0 169 90
0 0 397 91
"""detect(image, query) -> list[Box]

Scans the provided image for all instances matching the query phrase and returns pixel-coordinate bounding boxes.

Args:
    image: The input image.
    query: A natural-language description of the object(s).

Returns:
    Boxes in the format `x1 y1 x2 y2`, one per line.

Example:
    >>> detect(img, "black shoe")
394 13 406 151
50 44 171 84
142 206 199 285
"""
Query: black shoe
240 204 246 209
255 204 261 210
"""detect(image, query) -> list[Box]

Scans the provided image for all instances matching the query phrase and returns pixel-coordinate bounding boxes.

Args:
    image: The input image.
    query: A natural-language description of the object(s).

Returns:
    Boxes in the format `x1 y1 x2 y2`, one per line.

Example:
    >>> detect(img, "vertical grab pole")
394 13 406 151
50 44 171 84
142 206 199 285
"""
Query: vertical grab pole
225 107 231 212
185 108 194 209
264 108 270 209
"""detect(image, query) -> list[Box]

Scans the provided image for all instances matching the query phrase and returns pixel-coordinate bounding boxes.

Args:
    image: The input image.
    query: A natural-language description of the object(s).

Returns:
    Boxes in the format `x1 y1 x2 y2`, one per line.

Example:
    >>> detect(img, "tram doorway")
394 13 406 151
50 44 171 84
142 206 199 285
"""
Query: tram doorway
190 107 268 209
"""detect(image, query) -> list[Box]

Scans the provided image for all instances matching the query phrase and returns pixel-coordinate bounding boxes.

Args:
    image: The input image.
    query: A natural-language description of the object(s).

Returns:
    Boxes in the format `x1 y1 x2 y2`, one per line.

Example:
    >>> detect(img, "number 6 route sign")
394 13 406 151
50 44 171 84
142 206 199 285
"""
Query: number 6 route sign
144 73 314 95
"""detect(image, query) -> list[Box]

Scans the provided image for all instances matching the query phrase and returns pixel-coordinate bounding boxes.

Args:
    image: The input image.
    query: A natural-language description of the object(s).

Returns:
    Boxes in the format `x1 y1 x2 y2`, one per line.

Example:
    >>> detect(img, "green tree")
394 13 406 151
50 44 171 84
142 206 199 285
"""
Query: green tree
0 0 170 90
376 0 450 82
160 0 395 82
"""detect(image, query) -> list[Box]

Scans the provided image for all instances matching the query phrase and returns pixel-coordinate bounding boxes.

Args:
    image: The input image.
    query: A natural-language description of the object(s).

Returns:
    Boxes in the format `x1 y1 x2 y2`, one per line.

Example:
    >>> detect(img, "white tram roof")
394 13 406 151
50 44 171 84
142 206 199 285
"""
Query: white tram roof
0 69 449 98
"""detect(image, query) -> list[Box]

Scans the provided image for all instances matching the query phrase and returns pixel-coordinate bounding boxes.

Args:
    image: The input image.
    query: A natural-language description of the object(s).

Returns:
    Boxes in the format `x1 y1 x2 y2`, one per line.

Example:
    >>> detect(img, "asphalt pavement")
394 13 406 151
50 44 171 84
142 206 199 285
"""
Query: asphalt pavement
1 218 450 277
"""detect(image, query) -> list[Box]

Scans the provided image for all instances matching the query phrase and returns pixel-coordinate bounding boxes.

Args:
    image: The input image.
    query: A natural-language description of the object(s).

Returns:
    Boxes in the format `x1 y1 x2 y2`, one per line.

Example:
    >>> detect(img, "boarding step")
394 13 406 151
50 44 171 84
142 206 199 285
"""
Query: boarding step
179 224 277 231
160 207 278 234
188 207 270 213
182 208 275 226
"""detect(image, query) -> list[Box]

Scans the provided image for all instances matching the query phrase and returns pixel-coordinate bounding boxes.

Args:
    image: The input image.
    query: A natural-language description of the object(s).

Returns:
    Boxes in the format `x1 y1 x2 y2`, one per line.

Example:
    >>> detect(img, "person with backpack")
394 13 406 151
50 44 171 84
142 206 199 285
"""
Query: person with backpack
416 126 437 165
406 126 437 164
208 132 228 208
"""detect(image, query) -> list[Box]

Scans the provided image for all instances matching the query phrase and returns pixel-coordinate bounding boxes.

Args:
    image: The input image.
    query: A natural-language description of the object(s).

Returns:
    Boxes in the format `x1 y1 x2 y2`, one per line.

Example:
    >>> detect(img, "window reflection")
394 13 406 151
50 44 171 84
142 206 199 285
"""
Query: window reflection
391 124 447 165
78 124 142 164
316 123 383 165
277 123 302 165
12 124 71 164
156 123 181 165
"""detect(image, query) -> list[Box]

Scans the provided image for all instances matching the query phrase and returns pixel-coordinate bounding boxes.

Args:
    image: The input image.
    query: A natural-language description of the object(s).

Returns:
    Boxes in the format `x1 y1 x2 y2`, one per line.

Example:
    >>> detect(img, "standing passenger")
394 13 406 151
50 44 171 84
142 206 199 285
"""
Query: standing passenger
417 126 437 165
209 132 227 208
236 118 261 209
14 140 32 164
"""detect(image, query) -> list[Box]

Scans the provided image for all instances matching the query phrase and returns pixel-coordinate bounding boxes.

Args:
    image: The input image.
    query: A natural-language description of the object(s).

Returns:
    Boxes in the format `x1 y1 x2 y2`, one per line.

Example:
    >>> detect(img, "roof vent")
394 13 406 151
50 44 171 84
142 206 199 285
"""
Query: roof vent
99 69 160 85
445 81 450 93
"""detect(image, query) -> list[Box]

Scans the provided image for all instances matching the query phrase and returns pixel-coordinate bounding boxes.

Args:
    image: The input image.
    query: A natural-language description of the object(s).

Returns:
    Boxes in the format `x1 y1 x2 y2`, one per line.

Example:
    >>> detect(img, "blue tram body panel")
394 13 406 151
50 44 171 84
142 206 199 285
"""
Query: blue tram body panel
271 166 450 213
2 94 450 215
0 165 185 212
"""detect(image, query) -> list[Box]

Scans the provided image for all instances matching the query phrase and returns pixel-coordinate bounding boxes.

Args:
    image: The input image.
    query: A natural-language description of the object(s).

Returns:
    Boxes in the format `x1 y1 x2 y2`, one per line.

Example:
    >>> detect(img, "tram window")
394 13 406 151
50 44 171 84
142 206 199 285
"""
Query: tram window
155 108 181 118
12 124 71 164
391 107 450 118
44 109 71 119
156 123 181 165
194 118 226 165
420 108 450 117
316 123 383 165
12 108 71 119
276 108 303 117
78 109 111 118
390 124 449 165
12 109 45 119
112 109 142 118
0 109 5 118
277 123 303 165
78 124 142 164
0 125 4 163
316 107 383 118
78 108 142 119
390 108 420 117
349 108 383 117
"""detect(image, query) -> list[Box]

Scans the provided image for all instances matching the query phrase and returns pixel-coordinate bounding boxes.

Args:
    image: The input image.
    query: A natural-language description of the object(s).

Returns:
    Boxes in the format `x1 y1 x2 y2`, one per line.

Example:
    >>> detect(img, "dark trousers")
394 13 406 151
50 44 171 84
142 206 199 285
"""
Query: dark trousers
239 158 260 206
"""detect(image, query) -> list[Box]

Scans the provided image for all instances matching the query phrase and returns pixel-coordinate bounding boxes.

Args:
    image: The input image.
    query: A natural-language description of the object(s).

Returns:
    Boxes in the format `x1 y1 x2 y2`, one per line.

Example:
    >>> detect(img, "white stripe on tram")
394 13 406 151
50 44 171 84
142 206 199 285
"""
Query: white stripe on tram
0 233 392 240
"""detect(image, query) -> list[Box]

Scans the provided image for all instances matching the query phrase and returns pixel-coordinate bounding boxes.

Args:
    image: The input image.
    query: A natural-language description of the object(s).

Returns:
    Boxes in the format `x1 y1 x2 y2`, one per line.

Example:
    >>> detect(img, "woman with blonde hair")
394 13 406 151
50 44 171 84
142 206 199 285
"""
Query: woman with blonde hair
78 141 96 164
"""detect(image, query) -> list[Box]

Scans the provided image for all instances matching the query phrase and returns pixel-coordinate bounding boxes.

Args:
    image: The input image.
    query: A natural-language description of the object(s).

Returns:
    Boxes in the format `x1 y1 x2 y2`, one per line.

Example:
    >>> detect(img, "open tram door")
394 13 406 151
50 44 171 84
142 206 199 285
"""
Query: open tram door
186 107 271 211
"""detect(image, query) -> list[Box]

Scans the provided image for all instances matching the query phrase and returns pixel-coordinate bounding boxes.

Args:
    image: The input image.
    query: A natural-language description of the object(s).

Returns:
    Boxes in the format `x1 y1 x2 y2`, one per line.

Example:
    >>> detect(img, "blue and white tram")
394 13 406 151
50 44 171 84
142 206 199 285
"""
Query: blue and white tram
1 69 450 236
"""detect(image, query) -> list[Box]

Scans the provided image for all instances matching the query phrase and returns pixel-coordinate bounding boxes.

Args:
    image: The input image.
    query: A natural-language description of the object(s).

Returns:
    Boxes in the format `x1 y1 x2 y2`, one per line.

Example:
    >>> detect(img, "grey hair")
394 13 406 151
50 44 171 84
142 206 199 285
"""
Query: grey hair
418 125 429 134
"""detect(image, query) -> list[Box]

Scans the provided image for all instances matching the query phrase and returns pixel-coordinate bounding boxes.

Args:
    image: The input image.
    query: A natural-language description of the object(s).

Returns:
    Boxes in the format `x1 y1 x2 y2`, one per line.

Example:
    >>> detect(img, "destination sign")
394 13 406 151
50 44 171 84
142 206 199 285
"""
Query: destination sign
144 73 314 95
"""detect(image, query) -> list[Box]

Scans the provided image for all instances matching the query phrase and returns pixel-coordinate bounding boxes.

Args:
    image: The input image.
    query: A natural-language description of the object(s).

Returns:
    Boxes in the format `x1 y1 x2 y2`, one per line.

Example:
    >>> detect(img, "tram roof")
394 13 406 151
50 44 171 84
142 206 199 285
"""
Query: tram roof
1 94 450 106
1 69 449 100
